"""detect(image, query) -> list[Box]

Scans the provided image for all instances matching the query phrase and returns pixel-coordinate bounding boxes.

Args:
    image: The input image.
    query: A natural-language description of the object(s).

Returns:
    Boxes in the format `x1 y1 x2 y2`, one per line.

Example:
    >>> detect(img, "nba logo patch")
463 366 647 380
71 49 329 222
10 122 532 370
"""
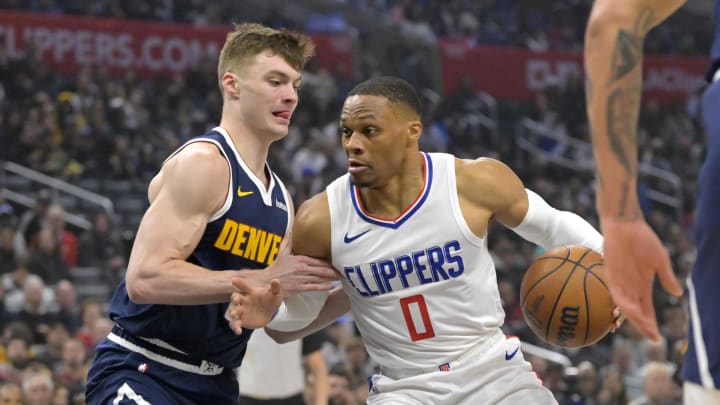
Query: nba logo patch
438 363 451 372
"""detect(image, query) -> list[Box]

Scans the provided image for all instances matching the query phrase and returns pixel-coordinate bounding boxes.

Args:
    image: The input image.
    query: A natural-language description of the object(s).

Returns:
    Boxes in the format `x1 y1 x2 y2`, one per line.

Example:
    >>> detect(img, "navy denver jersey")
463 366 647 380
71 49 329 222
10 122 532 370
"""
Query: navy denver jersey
107 126 291 369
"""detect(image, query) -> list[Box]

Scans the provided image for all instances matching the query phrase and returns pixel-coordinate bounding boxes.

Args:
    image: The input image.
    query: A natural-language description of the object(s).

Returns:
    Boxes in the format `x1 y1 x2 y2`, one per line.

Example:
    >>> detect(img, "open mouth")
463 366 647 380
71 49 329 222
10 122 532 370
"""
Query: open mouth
348 160 368 174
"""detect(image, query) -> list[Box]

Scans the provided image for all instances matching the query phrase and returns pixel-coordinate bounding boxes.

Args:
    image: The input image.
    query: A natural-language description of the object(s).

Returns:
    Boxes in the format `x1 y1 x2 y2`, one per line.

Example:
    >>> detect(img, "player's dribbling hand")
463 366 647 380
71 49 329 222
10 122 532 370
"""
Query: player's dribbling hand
227 277 283 334
601 219 683 342
265 231 339 294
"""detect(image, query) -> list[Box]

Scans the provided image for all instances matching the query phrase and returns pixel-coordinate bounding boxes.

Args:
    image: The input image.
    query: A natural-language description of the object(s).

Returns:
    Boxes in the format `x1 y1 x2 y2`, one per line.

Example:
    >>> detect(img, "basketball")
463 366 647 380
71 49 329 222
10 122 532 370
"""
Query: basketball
520 245 614 348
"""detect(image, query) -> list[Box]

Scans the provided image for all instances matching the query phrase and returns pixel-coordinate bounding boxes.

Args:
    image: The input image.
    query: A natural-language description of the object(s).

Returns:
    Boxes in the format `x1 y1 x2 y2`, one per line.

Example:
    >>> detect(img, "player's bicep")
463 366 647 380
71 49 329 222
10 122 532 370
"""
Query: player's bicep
292 193 332 261
127 145 229 279
458 158 528 228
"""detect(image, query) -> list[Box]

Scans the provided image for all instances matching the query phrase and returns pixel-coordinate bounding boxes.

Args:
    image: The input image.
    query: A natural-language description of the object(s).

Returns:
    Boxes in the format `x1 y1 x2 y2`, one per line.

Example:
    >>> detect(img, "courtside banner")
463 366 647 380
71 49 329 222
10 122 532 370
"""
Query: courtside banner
0 11 354 77
439 39 707 104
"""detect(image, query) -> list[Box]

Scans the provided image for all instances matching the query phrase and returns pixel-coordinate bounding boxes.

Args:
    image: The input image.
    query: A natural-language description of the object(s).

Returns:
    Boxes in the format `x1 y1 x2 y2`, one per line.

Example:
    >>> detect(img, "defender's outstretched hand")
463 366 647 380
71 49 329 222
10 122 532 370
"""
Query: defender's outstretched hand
227 277 283 335
602 219 683 341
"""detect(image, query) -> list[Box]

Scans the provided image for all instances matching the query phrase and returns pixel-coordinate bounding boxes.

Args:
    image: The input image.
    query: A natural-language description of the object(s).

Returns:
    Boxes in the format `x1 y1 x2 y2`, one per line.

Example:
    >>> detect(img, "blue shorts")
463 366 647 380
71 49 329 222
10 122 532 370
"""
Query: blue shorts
86 335 239 404
683 76 720 390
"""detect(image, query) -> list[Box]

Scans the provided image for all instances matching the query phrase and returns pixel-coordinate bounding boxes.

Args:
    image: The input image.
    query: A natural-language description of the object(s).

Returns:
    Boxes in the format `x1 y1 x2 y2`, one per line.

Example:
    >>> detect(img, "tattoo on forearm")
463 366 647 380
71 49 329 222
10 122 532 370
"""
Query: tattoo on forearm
610 30 642 81
609 8 653 81
619 181 642 220
606 86 640 175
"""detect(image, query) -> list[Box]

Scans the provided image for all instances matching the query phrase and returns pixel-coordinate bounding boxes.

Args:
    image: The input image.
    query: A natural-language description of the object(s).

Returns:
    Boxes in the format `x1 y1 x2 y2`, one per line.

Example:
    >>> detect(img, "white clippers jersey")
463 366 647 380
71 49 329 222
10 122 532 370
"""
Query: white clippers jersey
327 152 505 370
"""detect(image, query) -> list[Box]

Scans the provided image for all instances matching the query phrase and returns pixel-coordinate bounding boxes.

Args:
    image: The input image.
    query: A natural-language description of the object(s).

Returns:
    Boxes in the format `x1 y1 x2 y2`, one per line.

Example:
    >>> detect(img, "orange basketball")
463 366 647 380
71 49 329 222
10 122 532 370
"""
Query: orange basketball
520 245 614 348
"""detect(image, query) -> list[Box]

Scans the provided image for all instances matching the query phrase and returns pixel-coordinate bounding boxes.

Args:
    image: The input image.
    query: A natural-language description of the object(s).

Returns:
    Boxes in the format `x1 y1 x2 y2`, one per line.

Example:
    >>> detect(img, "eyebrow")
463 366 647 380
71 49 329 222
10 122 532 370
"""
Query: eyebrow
266 70 302 83
341 113 378 122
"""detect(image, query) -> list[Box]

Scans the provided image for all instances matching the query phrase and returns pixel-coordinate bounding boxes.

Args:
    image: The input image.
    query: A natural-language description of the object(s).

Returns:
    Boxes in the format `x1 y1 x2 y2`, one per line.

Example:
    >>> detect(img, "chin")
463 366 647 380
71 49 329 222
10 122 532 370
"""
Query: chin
350 175 373 188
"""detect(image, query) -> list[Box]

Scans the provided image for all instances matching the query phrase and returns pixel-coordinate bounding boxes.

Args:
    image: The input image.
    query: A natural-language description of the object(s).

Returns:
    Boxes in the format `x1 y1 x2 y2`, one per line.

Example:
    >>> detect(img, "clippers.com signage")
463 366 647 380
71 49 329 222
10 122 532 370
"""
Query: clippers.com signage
0 11 354 77
439 39 708 104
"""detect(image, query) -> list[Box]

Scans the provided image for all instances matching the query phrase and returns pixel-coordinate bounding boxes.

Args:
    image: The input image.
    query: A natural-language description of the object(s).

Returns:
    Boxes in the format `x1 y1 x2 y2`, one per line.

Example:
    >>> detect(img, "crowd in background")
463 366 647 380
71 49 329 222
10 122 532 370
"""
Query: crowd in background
0 2 710 404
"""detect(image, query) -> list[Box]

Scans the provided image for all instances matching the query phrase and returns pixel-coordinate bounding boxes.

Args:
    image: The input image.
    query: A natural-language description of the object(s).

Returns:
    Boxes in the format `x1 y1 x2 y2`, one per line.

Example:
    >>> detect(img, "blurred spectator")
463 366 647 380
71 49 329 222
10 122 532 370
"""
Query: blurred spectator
26 228 70 285
8 275 58 344
628 362 681 405
0 381 23 404
45 204 78 267
21 368 54 405
54 280 81 334
74 300 102 351
660 302 687 352
0 223 17 275
87 317 112 352
597 365 629 405
3 261 53 314
342 337 373 396
498 277 524 334
574 360 601 405
327 366 355 405
322 319 353 370
16 189 52 253
34 321 70 368
53 338 86 396
77 211 126 286
52 385 71 405
2 334 31 383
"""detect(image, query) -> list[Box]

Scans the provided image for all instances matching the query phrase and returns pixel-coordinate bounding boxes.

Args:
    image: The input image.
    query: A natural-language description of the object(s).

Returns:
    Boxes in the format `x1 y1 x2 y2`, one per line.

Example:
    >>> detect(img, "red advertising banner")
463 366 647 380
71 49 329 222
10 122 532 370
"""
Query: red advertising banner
439 39 708 104
0 11 354 78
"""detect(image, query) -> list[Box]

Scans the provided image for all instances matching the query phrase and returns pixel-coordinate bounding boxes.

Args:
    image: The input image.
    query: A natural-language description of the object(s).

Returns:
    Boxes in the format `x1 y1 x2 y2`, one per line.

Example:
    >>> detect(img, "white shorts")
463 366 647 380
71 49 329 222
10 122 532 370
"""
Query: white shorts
367 331 557 405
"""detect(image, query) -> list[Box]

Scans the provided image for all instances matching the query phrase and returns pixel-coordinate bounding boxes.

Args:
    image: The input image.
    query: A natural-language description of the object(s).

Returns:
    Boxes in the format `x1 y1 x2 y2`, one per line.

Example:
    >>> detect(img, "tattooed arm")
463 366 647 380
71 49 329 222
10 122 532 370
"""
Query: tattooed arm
584 0 684 341
585 0 684 218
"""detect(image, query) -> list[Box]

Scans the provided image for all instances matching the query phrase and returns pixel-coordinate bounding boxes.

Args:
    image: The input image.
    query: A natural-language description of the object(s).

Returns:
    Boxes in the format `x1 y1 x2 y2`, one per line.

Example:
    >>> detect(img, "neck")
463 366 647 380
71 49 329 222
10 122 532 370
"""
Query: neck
219 115 272 184
359 152 425 219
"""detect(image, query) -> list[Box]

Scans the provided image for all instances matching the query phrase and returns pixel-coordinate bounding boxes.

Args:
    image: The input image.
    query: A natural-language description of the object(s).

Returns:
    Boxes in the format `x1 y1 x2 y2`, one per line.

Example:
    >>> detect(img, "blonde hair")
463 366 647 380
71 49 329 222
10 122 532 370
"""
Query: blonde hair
217 23 315 90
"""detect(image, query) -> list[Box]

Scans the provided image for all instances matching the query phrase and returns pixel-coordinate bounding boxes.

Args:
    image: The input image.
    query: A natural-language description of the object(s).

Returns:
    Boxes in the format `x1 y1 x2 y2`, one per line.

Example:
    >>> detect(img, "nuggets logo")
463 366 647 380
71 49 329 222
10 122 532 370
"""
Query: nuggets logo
213 218 282 265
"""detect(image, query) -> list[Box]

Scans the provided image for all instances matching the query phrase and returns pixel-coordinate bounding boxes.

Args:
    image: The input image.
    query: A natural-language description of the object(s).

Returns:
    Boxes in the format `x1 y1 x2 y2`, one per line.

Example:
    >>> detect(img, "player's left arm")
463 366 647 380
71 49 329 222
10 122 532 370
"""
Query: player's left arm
585 0 685 220
457 158 604 252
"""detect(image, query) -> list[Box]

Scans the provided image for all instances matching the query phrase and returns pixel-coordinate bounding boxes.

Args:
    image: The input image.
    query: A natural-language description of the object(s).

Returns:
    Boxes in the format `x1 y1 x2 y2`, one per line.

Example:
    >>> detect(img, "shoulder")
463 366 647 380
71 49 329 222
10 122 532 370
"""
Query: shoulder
153 142 230 214
295 192 330 237
167 141 229 177
455 157 519 192
293 192 331 259
454 157 525 210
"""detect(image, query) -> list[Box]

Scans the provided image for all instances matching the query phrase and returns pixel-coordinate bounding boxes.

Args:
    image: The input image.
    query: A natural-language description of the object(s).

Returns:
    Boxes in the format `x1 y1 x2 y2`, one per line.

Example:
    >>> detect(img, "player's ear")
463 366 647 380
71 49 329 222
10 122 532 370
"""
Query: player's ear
221 72 240 98
407 120 422 143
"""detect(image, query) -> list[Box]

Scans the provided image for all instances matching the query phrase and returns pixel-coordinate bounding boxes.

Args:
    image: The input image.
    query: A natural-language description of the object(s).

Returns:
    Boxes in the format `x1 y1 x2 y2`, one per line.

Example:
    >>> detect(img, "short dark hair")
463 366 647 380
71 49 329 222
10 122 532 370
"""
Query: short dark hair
348 76 421 116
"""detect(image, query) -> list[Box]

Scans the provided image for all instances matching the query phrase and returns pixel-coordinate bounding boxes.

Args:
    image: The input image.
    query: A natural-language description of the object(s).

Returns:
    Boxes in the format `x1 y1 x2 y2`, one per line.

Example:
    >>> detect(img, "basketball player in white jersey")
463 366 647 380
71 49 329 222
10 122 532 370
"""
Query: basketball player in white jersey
228 76 621 404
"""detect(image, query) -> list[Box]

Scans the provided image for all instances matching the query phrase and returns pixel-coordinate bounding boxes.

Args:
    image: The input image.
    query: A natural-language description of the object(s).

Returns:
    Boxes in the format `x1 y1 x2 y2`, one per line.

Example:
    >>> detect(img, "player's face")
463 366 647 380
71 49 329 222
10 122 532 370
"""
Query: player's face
235 51 301 140
339 95 414 188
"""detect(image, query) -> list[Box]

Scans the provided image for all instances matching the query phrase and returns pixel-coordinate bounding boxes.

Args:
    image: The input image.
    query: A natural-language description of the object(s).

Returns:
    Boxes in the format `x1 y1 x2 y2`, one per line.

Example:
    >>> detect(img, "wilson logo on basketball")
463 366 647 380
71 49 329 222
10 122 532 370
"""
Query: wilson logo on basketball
557 305 580 346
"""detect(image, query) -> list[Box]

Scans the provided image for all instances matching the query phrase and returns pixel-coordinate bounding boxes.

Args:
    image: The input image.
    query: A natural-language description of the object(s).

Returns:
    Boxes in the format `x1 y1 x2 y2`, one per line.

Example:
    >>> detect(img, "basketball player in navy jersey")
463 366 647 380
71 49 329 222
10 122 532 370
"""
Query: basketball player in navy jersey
228 76 623 404
585 0 720 402
85 23 337 405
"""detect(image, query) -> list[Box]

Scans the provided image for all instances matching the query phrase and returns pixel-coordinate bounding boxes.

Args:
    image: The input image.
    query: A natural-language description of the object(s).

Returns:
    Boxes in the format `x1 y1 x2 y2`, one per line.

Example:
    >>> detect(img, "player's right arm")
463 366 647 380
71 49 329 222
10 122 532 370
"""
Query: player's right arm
126 143 336 306
584 0 684 340
126 143 240 305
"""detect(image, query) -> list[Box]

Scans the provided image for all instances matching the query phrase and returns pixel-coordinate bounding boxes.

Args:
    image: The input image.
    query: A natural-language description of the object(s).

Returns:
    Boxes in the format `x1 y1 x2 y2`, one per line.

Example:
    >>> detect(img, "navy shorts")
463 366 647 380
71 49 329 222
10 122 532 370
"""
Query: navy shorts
86 337 239 404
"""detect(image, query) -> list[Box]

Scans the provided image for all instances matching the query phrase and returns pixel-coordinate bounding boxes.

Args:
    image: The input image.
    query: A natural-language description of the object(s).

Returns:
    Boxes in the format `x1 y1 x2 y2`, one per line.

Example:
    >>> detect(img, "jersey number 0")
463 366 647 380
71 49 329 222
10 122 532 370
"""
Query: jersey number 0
400 295 436 341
